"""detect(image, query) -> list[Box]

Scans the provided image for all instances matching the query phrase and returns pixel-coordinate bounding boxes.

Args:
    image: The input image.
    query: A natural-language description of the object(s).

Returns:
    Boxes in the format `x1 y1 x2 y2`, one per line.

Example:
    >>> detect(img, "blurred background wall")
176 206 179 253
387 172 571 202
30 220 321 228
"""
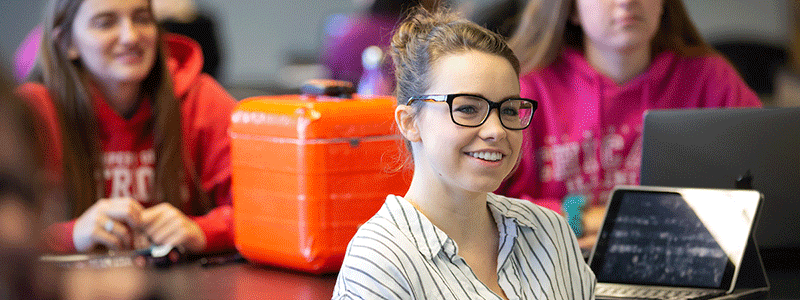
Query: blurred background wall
0 0 794 99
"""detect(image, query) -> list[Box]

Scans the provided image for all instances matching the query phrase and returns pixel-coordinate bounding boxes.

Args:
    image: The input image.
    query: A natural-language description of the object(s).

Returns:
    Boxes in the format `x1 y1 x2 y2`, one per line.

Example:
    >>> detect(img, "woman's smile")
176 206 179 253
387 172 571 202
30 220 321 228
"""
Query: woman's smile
114 47 145 64
465 151 505 162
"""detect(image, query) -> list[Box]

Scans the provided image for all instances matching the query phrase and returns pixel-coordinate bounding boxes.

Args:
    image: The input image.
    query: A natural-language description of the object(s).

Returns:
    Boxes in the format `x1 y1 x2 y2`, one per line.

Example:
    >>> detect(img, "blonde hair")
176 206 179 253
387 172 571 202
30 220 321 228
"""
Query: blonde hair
509 0 715 74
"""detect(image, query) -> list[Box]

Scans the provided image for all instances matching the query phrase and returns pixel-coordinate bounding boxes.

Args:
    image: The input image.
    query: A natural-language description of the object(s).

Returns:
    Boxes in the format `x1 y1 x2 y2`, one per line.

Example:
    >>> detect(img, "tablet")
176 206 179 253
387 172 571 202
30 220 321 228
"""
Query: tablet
589 186 762 295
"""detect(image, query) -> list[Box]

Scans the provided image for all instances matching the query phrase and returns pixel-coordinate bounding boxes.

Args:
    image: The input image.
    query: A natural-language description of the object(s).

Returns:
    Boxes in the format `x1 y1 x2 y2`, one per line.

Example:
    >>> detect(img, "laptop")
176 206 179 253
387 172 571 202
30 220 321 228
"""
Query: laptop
589 186 762 300
640 107 800 250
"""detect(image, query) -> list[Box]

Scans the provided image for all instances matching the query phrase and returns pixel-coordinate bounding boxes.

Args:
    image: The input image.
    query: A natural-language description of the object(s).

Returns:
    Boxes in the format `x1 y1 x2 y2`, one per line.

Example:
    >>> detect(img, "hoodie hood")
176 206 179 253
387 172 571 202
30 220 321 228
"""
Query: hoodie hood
164 33 204 98
559 46 675 89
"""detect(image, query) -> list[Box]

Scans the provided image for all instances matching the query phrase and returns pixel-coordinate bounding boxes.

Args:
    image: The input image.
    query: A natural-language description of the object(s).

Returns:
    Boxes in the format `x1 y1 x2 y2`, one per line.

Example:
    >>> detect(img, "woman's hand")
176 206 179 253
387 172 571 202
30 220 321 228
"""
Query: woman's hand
140 203 206 253
72 198 144 252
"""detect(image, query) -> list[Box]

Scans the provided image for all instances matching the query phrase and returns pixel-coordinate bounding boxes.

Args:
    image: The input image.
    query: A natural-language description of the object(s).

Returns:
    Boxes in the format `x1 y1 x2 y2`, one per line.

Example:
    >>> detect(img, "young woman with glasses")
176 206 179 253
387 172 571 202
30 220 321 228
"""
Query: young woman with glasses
332 7 595 300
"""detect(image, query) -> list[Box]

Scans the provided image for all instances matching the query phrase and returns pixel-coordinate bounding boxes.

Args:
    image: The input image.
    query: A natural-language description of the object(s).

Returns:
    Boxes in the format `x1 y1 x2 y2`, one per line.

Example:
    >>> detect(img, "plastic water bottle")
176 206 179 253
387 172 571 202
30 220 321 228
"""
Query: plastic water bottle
357 46 392 96
562 194 586 237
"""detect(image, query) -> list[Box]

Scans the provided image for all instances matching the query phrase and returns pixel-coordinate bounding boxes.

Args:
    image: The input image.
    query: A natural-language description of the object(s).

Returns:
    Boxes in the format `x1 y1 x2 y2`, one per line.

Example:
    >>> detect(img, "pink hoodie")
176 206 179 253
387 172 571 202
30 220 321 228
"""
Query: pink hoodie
496 47 762 212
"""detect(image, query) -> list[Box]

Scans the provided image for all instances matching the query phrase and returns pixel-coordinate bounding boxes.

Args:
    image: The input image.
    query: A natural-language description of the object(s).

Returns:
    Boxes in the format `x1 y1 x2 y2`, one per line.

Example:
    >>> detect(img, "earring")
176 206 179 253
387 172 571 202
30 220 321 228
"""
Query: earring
67 48 79 60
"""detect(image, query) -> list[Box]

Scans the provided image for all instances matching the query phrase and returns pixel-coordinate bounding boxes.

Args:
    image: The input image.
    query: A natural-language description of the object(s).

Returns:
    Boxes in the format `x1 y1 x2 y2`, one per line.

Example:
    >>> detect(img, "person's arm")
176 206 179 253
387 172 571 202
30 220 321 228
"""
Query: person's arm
134 73 236 253
189 180 233 253
17 83 75 253
42 221 77 253
15 83 62 184
333 235 413 299
183 75 235 253
703 55 763 108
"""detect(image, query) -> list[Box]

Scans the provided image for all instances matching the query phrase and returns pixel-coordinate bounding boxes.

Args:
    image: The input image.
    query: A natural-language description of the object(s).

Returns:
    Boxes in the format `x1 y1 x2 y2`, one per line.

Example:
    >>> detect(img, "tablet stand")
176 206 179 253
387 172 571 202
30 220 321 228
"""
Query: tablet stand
732 172 769 294
733 235 769 292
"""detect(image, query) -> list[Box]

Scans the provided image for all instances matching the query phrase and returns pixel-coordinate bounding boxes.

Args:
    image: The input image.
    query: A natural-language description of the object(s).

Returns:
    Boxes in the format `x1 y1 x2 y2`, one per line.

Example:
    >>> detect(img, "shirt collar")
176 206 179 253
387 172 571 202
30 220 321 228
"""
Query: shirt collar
486 193 539 229
385 194 539 261
89 83 152 140
385 195 452 260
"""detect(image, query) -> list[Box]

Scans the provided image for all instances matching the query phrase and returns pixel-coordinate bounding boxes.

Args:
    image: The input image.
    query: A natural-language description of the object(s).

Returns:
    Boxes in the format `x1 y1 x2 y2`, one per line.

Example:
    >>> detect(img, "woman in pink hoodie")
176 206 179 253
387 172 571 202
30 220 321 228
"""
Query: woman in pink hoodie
17 0 235 254
496 0 761 237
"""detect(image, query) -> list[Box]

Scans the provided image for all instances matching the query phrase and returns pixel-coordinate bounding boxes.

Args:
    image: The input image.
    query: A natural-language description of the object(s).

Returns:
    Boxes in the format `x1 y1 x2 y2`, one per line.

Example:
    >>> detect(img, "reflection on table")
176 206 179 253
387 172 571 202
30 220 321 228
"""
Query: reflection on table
49 258 337 300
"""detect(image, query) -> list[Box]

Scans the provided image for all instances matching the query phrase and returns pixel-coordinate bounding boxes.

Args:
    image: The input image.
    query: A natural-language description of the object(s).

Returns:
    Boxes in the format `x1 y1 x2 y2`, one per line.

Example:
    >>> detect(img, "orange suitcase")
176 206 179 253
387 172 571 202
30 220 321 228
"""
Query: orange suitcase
230 81 410 274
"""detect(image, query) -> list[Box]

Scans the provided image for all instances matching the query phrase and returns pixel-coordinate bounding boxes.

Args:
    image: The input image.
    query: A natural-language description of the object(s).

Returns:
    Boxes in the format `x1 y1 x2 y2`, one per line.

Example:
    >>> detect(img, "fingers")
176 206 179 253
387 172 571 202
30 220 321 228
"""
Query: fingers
73 200 116 252
149 219 181 246
139 203 206 252
73 198 143 252
151 218 205 253
98 198 142 250
92 228 123 250
163 231 191 252
139 202 171 228
133 233 152 250
73 198 145 252
103 219 131 242
141 204 179 244
96 216 133 249
141 204 168 235
91 216 125 250
104 198 144 228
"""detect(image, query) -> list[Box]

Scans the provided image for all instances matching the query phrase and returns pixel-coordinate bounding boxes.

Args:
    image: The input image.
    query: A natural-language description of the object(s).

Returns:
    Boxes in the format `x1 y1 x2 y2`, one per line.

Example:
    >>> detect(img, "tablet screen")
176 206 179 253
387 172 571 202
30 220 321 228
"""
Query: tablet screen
590 188 760 290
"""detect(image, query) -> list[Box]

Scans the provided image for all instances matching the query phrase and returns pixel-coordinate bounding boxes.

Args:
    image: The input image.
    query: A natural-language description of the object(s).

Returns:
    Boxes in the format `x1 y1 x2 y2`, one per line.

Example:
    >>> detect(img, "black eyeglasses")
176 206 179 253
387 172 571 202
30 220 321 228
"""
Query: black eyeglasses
406 94 537 130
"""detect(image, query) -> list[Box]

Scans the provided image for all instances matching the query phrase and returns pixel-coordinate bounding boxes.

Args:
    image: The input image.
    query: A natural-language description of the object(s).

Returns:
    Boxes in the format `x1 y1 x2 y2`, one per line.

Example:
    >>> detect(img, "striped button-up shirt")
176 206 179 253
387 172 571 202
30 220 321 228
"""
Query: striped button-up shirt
332 193 596 299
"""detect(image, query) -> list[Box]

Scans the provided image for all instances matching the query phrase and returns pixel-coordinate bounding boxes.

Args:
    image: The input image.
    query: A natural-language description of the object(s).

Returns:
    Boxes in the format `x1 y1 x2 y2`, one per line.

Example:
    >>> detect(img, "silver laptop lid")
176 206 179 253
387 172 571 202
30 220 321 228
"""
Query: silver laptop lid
640 107 800 249
589 186 762 293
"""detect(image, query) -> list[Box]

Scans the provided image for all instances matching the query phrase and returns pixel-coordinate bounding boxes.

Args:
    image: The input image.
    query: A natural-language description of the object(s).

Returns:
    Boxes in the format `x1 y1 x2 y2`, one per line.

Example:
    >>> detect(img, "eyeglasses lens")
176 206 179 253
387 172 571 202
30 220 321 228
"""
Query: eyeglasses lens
450 96 533 129
450 95 488 126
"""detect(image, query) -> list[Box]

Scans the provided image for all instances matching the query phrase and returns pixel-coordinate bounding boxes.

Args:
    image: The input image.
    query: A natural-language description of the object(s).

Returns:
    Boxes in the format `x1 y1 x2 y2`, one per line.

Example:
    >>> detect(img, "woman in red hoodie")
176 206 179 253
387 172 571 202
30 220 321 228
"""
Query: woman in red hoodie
17 0 235 254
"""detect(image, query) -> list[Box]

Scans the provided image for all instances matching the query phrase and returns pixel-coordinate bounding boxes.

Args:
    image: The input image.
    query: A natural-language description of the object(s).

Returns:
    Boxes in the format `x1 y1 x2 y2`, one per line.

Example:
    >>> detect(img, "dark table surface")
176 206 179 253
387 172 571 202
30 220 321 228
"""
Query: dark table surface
46 250 797 300
47 255 337 300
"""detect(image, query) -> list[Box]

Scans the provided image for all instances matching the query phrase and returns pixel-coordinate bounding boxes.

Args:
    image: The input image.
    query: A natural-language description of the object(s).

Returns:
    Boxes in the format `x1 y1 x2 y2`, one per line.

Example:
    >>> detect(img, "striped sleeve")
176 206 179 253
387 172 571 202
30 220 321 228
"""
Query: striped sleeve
333 220 413 300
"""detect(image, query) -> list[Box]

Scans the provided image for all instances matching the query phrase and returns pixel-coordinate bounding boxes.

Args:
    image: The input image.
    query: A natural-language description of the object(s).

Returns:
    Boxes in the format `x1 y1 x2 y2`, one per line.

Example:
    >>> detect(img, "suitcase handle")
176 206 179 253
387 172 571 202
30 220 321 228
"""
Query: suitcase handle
301 79 355 99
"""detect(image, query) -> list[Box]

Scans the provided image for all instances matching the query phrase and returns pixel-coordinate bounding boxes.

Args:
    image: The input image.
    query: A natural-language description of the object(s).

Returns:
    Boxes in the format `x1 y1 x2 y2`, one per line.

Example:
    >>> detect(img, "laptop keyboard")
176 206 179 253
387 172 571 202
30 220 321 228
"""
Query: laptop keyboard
595 285 726 300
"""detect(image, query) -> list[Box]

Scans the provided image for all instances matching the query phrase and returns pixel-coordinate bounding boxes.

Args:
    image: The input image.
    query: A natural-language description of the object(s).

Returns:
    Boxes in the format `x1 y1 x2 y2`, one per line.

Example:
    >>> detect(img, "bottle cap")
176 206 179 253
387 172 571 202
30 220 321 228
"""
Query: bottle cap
361 46 383 70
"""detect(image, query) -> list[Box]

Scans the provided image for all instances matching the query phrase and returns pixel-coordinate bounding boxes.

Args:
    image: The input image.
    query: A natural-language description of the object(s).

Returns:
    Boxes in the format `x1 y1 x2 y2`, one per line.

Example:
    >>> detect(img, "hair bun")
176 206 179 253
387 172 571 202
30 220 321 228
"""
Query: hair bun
389 5 519 106
391 7 459 54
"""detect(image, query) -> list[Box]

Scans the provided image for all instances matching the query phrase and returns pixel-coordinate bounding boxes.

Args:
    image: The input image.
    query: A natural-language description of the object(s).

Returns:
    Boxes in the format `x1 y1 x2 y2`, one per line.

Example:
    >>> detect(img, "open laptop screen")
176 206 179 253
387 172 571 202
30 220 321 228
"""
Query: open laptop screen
590 187 760 290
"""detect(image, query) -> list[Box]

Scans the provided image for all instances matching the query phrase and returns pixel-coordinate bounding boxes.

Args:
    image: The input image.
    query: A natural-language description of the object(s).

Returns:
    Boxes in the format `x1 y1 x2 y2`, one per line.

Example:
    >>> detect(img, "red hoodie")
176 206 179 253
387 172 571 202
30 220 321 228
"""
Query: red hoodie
17 34 235 253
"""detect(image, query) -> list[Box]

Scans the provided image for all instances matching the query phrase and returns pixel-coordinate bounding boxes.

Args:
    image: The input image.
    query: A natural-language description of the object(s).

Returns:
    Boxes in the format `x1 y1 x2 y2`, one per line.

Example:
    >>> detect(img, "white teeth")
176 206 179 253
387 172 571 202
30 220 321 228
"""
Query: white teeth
468 151 503 161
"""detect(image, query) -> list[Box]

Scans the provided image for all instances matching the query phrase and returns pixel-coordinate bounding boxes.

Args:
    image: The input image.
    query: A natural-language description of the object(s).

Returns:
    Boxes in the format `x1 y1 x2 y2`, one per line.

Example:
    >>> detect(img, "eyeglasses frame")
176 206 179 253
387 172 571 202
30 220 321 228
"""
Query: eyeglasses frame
406 93 538 130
